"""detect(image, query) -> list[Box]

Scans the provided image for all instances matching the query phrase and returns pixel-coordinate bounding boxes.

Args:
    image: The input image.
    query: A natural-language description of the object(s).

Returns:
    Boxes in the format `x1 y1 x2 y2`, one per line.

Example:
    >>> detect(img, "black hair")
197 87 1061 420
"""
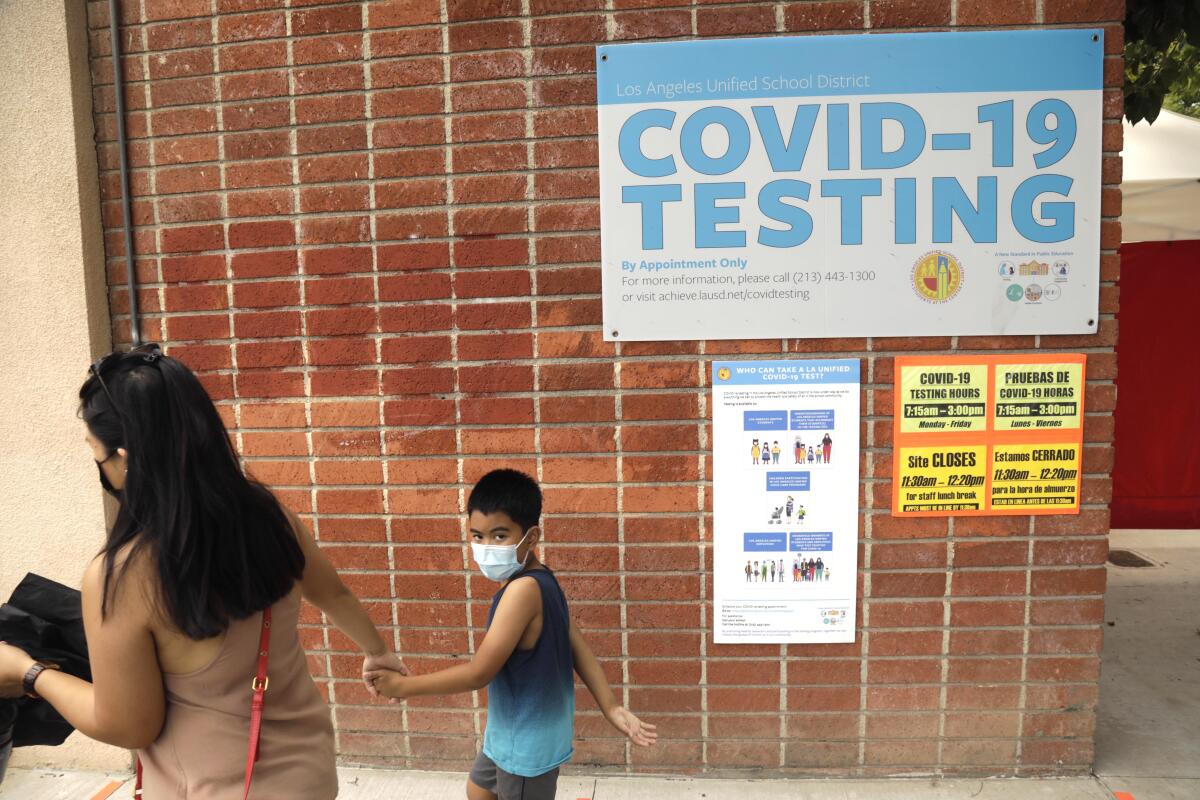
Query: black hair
467 469 543 532
81 351 305 640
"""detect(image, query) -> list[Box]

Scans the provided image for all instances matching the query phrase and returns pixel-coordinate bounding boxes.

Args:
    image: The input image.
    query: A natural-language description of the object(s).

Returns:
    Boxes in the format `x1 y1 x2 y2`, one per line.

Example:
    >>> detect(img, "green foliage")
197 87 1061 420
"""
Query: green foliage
1124 0 1200 124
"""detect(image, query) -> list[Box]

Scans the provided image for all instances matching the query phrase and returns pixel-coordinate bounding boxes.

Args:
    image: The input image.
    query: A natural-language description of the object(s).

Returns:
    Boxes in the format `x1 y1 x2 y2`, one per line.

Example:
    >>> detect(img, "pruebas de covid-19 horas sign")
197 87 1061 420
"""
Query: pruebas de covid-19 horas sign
596 30 1103 342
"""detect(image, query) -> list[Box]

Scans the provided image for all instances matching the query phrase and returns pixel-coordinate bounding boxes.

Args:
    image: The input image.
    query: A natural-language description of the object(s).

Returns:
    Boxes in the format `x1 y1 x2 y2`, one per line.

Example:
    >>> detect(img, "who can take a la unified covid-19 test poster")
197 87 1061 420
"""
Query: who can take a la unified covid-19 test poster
711 360 861 644
596 30 1104 341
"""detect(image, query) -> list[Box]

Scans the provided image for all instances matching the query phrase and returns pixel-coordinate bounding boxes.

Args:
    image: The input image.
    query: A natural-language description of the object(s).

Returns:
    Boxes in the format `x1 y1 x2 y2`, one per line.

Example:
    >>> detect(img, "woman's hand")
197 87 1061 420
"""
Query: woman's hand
0 641 36 699
362 651 409 697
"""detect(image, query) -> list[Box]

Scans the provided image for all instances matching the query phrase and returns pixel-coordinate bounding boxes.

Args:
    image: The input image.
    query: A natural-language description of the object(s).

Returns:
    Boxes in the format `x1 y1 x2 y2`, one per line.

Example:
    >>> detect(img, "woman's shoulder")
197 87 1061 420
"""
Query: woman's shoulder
82 542 158 622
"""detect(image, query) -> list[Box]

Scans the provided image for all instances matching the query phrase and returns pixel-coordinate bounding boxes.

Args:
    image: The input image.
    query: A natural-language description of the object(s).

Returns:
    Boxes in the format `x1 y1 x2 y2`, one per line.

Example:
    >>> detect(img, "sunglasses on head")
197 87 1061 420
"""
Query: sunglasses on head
88 343 163 411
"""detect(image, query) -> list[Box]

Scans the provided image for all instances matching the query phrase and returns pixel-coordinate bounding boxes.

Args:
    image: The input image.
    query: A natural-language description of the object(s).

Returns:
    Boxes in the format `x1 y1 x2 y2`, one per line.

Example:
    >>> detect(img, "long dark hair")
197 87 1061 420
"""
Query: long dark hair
81 349 305 640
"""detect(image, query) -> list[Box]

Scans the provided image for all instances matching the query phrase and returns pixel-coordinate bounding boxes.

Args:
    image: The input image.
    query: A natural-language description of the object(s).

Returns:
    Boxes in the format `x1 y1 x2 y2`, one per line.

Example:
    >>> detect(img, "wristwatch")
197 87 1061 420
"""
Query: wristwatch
22 661 61 700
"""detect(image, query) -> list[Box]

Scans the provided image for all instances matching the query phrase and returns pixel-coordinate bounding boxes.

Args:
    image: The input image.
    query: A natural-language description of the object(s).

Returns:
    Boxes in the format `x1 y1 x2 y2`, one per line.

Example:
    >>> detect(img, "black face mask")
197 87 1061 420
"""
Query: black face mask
96 457 121 499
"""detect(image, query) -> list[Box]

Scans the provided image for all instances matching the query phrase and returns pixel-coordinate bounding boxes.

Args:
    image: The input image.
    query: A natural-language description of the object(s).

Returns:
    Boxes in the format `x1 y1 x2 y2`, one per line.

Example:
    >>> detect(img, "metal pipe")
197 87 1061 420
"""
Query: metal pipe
108 0 141 345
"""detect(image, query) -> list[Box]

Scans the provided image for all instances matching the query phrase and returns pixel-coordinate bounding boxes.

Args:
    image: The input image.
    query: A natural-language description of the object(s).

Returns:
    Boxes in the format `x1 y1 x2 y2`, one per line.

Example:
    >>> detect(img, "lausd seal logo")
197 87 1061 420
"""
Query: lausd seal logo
717 367 732 381
912 251 963 304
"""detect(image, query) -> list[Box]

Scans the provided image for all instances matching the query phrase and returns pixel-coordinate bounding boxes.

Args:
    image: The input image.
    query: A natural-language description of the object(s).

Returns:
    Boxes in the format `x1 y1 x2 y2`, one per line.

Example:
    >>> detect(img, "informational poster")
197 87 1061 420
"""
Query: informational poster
596 30 1103 341
712 359 860 643
892 355 1086 516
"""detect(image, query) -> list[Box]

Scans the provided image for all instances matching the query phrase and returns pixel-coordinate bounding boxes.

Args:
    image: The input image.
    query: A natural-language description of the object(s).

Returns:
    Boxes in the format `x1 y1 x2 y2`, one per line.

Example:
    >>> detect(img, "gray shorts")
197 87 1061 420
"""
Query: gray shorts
469 751 560 800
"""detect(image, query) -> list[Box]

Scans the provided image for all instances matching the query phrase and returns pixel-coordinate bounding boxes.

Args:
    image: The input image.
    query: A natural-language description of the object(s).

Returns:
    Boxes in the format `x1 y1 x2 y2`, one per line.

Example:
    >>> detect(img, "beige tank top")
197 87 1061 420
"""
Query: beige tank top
138 589 338 799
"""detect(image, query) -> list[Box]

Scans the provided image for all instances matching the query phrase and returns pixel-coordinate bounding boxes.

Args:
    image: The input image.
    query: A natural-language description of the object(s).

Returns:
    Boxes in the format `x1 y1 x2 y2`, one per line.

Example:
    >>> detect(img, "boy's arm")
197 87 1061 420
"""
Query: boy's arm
570 620 658 747
370 577 541 699
569 619 616 714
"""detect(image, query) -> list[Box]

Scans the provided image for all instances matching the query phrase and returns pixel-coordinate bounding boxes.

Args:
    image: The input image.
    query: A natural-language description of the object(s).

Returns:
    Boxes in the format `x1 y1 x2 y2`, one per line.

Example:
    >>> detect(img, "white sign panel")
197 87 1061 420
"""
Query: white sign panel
712 359 860 644
597 30 1104 341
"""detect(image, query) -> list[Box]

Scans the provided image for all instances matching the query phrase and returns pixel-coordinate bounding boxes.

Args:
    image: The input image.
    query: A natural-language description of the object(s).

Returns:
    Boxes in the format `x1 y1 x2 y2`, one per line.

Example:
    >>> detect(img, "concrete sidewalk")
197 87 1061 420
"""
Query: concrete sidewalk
1094 529 1200 800
0 768 1126 800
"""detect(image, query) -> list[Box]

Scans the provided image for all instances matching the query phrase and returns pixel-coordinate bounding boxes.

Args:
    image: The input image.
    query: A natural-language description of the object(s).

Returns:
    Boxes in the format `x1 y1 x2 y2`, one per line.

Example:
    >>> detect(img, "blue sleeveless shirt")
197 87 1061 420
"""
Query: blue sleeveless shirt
482 568 575 777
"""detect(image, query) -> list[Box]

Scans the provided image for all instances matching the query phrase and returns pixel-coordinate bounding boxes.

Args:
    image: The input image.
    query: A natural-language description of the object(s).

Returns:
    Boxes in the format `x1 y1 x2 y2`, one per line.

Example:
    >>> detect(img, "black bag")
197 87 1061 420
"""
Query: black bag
0 574 91 747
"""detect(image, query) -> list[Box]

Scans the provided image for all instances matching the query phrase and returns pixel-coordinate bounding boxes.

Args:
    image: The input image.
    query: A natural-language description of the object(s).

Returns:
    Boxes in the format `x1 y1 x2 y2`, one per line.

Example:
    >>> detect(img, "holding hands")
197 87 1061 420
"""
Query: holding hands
364 667 411 701
361 651 409 699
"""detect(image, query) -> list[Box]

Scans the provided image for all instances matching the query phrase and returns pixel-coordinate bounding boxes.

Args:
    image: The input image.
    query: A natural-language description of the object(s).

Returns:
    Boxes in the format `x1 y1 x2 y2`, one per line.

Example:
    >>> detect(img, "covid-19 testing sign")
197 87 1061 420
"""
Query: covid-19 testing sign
596 31 1104 341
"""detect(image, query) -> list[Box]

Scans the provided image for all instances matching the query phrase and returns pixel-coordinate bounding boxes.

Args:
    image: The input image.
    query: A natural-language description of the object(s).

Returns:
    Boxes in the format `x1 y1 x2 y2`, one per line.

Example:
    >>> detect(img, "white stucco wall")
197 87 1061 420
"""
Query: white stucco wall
0 0 124 771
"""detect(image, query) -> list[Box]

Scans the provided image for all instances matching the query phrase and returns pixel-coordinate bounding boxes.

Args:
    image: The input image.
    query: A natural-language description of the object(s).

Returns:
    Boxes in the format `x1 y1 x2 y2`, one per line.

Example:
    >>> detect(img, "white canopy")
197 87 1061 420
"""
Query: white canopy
1122 109 1200 243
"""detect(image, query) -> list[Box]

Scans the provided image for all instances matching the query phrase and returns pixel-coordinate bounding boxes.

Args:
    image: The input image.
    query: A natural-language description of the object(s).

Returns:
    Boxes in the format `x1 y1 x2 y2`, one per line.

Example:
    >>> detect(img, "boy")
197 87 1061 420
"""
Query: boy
366 469 656 800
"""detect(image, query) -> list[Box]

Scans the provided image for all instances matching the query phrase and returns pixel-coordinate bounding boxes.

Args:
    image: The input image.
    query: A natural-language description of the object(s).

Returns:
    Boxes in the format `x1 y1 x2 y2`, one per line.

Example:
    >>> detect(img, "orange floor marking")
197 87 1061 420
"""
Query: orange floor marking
86 780 124 800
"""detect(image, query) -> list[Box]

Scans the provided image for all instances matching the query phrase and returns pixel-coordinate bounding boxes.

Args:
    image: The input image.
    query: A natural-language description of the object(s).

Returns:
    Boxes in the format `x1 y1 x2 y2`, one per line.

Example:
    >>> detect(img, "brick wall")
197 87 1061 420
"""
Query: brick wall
85 0 1124 777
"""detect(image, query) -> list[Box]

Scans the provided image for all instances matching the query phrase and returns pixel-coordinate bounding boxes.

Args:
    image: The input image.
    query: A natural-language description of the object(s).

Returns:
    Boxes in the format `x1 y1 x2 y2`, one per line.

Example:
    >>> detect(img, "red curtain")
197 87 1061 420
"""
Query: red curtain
1112 240 1200 528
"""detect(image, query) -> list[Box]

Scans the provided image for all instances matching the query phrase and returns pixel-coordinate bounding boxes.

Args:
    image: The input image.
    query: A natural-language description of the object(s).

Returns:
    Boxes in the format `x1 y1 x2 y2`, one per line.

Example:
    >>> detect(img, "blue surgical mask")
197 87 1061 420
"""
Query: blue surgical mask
471 530 533 582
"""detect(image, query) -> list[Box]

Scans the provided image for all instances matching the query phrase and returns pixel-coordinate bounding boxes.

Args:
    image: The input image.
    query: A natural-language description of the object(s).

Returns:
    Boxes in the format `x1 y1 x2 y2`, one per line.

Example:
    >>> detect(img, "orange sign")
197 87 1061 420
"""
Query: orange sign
892 354 1086 516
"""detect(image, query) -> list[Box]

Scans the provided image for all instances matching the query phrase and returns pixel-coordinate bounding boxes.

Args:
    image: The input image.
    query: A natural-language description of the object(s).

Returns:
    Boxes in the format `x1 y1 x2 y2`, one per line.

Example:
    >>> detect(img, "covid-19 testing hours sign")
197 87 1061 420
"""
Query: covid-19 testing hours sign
596 30 1104 341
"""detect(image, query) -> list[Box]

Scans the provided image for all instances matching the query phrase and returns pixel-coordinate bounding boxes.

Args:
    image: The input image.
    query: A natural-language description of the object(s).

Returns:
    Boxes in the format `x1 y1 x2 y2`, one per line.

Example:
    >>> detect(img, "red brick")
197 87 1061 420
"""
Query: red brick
449 20 522 52
369 0 441 28
161 224 224 253
237 341 303 369
151 107 216 137
220 70 289 102
231 251 298 279
1043 0 1124 24
229 220 295 249
696 5 775 36
219 41 289 72
144 15 207 47
223 100 291 131
784 1 864 31
309 339 376 367
458 332 532 361
236 370 304 398
234 310 302 339
611 10 691 41
870 0 951 28
218 11 285 42
154 135 218 165
1030 568 1106 596
307 308 379 337
451 53 524 83
225 160 292 189
293 5 362 36
957 0 1035 26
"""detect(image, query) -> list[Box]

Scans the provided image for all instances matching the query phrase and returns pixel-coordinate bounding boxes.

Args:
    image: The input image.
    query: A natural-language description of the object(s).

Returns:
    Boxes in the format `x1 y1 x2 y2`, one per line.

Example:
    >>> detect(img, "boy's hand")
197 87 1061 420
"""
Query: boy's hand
362 651 409 698
605 706 658 747
365 669 412 701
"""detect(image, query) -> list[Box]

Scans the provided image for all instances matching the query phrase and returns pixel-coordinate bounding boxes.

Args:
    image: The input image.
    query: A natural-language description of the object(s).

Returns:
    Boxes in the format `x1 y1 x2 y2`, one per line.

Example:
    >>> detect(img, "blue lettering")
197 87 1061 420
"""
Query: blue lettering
895 177 917 245
681 107 751 176
933 176 998 243
695 182 747 248
622 184 682 250
820 179 882 245
860 102 926 169
1012 174 1074 243
826 103 850 171
752 105 819 172
618 109 677 178
758 180 813 248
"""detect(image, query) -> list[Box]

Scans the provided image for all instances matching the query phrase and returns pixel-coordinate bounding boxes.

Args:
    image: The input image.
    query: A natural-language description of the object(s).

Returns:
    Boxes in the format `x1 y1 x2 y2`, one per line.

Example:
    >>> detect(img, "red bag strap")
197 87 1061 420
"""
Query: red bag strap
244 607 272 799
135 607 272 800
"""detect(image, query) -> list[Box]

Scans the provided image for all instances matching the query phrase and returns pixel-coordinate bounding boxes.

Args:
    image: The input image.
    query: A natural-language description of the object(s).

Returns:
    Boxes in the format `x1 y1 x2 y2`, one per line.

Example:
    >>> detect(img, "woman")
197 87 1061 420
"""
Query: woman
0 345 403 797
